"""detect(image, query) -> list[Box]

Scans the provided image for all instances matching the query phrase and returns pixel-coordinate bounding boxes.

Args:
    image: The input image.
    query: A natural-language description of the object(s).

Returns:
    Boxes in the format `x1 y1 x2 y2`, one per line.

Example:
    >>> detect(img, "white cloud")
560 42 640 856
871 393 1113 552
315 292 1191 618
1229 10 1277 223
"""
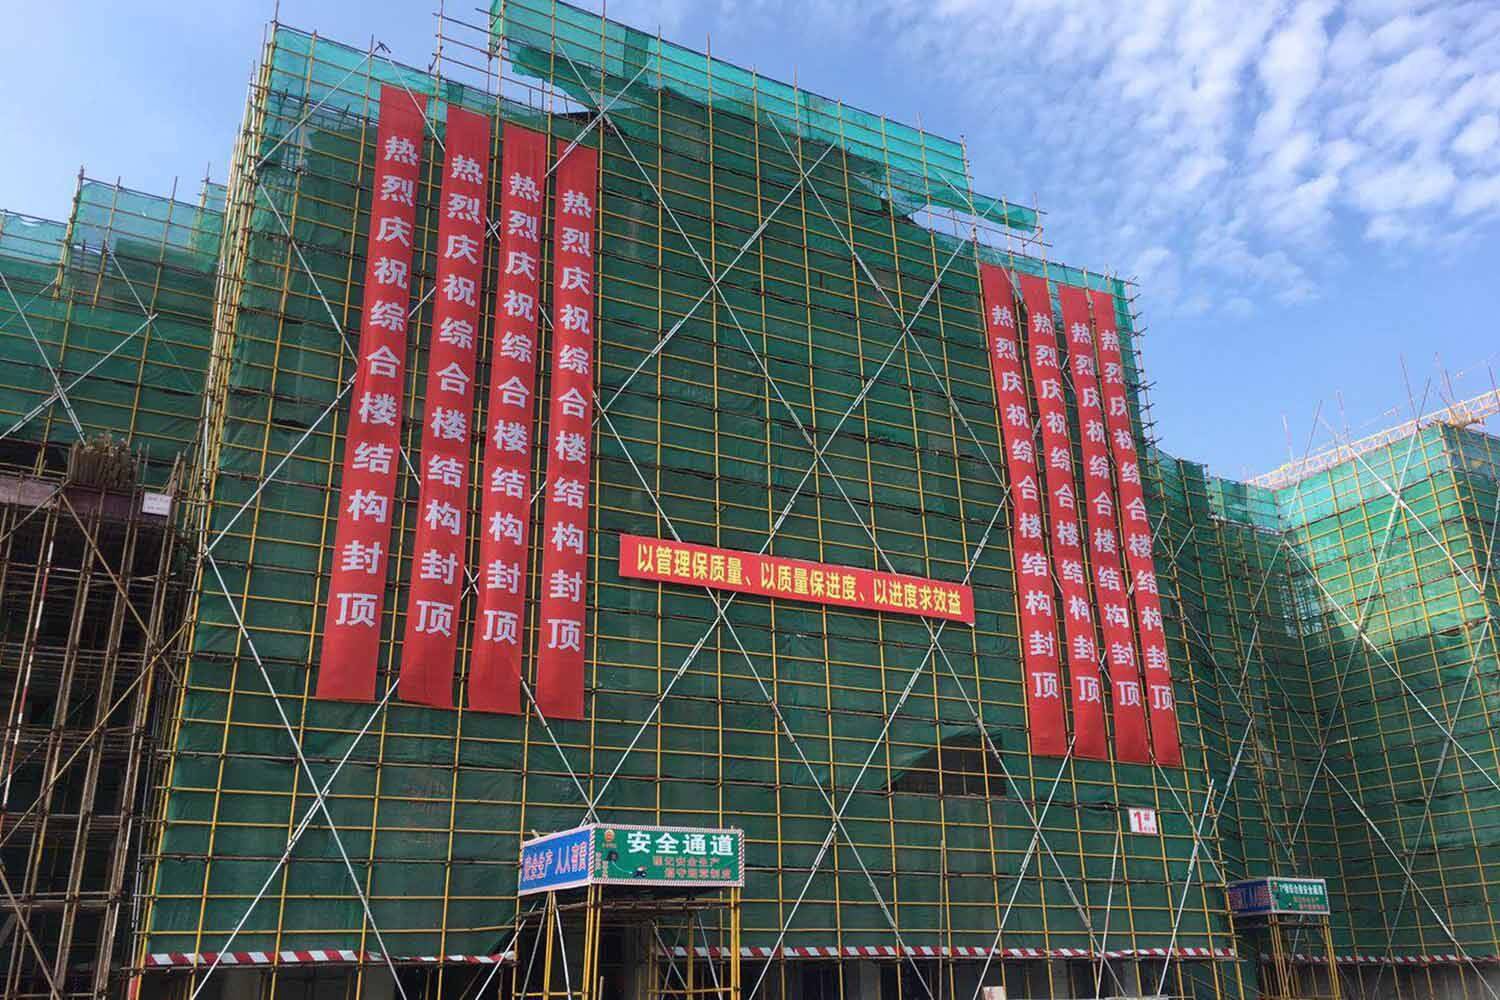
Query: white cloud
1173 153 1229 193
840 0 1500 319
1322 138 1362 173
1455 176 1500 217
639 0 1500 320
1133 245 1175 284
1255 1 1330 147
603 0 694 33
1367 14 1421 56
1350 159 1458 214
1453 114 1499 158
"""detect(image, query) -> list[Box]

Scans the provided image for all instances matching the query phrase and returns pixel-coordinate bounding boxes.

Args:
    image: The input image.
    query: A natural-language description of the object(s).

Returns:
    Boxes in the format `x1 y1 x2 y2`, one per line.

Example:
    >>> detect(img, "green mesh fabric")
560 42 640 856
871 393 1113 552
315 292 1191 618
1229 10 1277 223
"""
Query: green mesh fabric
493 0 1036 235
0 4 1487 993
140 24 1235 979
0 181 221 486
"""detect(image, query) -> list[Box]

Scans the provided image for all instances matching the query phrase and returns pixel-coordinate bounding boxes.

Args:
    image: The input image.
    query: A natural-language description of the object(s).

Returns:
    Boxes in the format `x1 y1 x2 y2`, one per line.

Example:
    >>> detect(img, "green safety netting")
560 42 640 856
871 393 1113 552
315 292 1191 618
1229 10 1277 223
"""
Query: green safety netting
494 0 1038 236
0 181 221 487
142 21 1231 970
0 3 1492 992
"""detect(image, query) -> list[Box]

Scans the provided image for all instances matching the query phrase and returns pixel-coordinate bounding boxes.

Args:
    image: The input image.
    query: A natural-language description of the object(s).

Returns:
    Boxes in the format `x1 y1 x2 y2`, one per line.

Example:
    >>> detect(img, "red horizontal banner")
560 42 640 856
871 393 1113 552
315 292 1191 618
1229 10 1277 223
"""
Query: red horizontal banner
617 535 975 625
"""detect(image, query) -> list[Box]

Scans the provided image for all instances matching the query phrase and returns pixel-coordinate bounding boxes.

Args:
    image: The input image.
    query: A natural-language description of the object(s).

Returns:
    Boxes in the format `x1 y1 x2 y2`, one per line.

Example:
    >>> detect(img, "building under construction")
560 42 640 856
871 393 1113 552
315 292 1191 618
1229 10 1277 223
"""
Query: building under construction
0 3 1495 998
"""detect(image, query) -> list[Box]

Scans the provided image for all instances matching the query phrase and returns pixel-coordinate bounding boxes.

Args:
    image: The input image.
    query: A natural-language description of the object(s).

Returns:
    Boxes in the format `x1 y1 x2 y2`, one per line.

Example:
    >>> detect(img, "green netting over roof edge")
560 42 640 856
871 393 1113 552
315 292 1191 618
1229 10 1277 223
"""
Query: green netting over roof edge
0 180 219 486
259 25 562 185
955 238 1123 294
71 180 224 269
264 27 528 130
0 211 66 266
491 0 1036 233
203 180 230 214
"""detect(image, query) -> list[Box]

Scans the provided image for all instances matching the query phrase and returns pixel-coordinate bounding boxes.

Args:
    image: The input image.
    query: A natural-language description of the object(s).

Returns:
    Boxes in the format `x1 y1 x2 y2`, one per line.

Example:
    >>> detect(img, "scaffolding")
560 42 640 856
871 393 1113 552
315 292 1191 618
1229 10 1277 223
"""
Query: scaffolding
0 2 1492 999
1271 424 1500 999
0 175 223 489
120 4 1239 997
1249 388 1500 491
0 445 188 998
509 884 743 1000
0 168 216 998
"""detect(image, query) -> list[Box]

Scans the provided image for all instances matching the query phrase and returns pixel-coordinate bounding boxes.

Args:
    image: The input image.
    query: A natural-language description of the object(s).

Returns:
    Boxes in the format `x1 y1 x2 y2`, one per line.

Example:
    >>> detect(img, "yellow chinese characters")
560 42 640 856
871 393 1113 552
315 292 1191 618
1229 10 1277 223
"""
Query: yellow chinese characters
641 541 743 588
872 575 965 618
636 541 704 583
627 537 965 622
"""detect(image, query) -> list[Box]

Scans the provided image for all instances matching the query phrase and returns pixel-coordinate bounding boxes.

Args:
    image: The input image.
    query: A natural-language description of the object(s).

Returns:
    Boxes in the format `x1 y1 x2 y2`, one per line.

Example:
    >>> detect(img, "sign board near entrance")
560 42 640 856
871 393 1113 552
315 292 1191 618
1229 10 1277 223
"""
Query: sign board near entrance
597 824 744 889
1227 877 1330 916
518 824 744 895
518 826 595 895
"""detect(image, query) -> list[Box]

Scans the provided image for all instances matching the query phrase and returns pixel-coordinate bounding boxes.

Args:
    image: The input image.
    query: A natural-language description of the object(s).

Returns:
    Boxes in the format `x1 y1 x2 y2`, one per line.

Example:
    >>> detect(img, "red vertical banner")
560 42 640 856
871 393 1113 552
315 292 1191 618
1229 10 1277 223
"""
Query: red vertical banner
1089 288 1182 766
1017 275 1107 761
317 86 425 702
1058 285 1151 764
469 124 548 714
533 140 598 721
397 106 492 707
979 265 1067 757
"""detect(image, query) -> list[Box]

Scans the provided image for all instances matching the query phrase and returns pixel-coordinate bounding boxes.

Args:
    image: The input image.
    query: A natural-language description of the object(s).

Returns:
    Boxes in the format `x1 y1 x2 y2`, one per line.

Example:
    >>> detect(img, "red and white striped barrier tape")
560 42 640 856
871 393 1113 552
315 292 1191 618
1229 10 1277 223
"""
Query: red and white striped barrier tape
144 942 1250 969
143 945 1500 969
1289 952 1500 967
143 950 513 969
660 944 1236 961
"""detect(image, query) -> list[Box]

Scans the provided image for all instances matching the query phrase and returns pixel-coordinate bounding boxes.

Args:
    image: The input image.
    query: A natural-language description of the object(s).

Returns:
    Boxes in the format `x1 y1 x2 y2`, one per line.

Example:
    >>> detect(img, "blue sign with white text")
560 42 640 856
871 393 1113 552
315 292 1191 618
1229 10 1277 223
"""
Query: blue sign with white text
518 826 594 895
1228 879 1273 916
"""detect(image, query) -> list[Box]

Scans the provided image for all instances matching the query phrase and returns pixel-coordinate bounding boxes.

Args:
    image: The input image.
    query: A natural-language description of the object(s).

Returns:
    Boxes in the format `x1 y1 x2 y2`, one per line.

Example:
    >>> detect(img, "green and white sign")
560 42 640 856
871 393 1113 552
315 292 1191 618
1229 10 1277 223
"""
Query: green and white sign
1228 877 1329 916
596 824 744 888
519 824 744 895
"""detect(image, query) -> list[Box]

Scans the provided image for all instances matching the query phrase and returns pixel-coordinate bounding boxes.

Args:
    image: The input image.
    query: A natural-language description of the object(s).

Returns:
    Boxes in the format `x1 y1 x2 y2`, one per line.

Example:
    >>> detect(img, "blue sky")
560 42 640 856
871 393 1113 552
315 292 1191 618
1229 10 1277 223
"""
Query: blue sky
2 1 1495 480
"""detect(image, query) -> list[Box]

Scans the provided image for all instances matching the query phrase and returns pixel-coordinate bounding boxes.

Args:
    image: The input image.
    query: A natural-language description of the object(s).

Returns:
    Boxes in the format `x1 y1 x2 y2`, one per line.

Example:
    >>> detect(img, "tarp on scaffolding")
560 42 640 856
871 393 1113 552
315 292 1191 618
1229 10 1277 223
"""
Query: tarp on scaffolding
136 19 1230 970
104 4 1500 993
